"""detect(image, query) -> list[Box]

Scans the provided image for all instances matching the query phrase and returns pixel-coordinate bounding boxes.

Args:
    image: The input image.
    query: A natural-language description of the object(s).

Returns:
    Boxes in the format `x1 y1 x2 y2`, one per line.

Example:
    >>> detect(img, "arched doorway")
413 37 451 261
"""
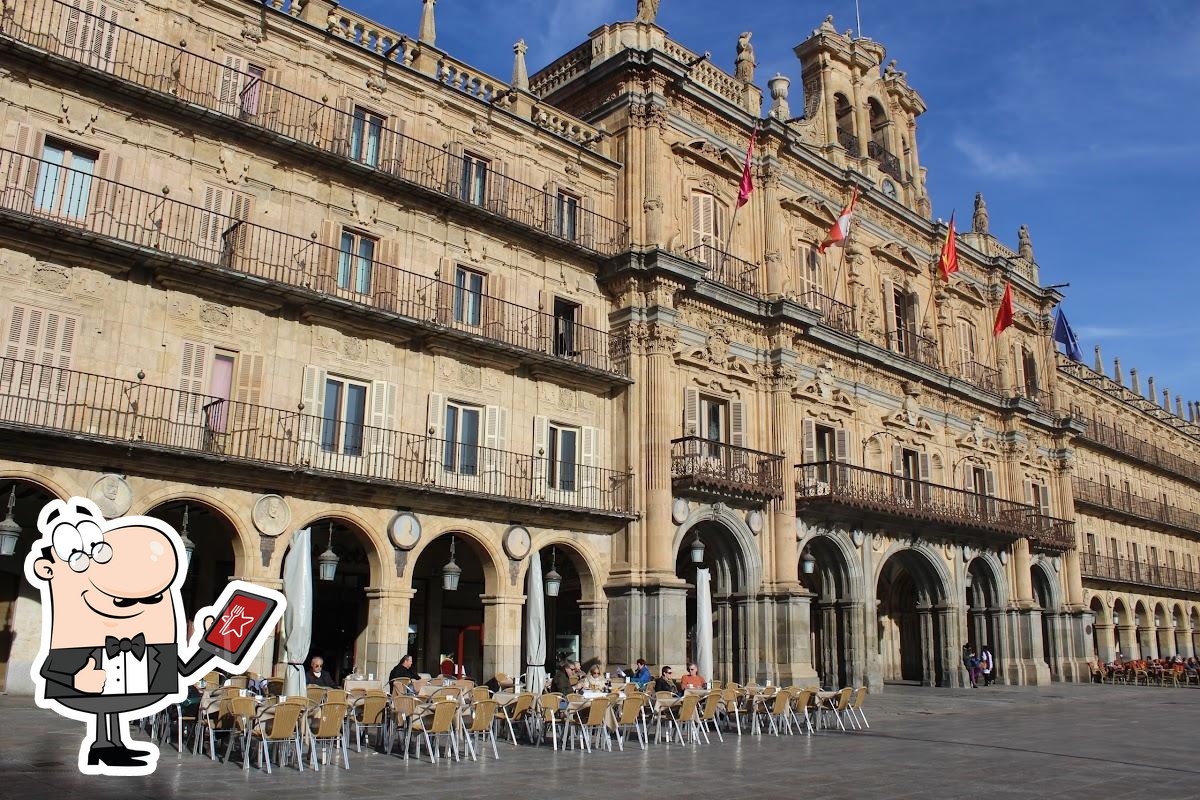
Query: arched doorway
1171 604 1187 657
876 548 952 686
799 535 854 689
1113 598 1134 659
1088 595 1110 662
410 533 489 680
1031 563 1058 678
1154 603 1171 657
1191 608 1200 657
145 500 237 625
282 518 374 682
0 478 59 692
966 557 1003 679
675 521 751 683
1134 601 1152 659
520 543 601 682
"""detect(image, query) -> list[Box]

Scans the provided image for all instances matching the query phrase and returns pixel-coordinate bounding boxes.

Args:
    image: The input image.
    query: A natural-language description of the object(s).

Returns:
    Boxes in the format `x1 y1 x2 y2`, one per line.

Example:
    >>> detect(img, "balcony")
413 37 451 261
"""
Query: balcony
867 141 904 182
1076 418 1200 486
795 462 1037 542
887 329 941 371
837 128 860 158
0 0 629 258
670 437 784 504
1072 476 1200 537
797 289 857 336
0 357 634 518
685 243 760 296
0 149 627 384
956 359 1001 394
1026 514 1076 553
1081 552 1200 595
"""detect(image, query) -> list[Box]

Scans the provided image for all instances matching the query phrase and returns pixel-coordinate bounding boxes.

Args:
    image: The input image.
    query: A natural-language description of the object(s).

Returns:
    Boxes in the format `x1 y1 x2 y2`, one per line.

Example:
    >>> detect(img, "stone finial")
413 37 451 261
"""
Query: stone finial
511 39 529 90
1176 395 1184 418
418 0 436 45
635 0 659 24
1094 344 1103 375
819 14 836 33
1130 368 1140 394
1113 357 1123 386
1163 389 1171 410
1191 401 1198 423
1147 375 1156 401
1018 224 1034 261
972 192 989 235
768 74 791 120
735 32 755 83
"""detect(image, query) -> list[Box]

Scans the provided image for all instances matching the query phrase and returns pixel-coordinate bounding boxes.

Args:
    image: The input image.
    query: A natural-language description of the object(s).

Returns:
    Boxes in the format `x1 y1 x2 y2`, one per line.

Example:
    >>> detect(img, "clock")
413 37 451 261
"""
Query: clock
502 525 532 560
881 178 897 199
388 512 421 550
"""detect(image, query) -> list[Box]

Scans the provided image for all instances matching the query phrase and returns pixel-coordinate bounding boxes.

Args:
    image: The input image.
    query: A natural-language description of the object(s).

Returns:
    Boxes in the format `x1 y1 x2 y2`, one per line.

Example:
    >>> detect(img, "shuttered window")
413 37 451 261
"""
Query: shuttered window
1 304 77 394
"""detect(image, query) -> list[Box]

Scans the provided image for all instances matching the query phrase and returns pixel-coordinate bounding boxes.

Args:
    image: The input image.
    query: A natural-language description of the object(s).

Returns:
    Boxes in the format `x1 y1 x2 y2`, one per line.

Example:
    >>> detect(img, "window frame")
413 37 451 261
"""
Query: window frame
337 228 377 295
443 399 482 476
555 190 579 241
460 152 490 206
552 297 581 358
320 374 369 457
34 137 98 220
350 105 386 167
547 422 579 492
453 266 486 326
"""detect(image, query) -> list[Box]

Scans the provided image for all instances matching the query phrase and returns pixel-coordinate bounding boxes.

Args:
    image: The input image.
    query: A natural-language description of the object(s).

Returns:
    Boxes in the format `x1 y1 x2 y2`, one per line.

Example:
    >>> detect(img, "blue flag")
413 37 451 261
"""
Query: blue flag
1052 307 1083 362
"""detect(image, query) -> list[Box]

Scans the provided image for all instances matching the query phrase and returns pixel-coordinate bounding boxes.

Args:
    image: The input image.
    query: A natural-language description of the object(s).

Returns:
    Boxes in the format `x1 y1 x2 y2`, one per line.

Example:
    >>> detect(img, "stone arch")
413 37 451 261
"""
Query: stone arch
967 552 1010 609
798 527 864 688
1088 594 1110 662
873 540 954 605
834 91 856 146
519 534 605 605
874 541 956 686
135 487 252 578
797 526 863 601
518 536 606 674
867 96 891 153
1153 601 1173 656
405 520 505 595
292 508 389 587
672 503 762 594
965 553 1007 677
1030 557 1062 610
0 469 69 502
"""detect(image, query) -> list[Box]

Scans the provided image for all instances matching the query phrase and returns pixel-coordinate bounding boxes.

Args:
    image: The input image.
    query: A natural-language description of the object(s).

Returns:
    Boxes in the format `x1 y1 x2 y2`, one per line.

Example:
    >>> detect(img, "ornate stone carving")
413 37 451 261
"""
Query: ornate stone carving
351 190 379 226
217 147 249 185
199 302 231 330
973 192 989 235
58 99 98 137
252 494 291 537
635 0 659 24
88 474 132 518
1018 224 1035 261
734 32 755 83
883 381 932 434
956 414 998 453
33 263 70 292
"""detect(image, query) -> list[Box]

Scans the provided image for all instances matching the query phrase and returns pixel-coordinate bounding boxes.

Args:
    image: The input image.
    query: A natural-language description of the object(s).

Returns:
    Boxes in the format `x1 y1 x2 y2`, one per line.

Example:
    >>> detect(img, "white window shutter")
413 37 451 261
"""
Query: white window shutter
218 54 244 113
198 185 226 252
0 304 26 389
1038 483 1051 516
424 392 445 484
683 387 700 437
532 415 549 497
891 444 904 475
882 277 897 342
984 469 997 497
917 452 930 481
801 419 817 464
177 341 208 421
482 405 505 495
581 425 599 507
230 353 264 458
368 380 397 464
834 428 850 463
299 364 326 465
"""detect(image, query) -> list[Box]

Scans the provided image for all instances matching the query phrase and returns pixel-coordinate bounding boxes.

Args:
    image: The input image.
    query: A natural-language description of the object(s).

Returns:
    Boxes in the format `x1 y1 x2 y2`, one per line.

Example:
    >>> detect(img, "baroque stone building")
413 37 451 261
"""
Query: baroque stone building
0 0 1195 693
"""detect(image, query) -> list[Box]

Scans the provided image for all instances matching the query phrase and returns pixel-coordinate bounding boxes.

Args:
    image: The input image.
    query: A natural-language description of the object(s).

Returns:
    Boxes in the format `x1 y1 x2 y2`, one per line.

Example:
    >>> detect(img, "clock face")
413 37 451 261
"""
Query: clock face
503 525 532 560
881 179 897 199
388 512 421 550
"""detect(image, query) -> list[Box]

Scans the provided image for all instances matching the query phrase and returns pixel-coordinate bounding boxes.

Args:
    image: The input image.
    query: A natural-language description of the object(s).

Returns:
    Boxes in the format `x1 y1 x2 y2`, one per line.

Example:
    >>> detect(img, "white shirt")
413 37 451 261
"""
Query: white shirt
101 647 150 695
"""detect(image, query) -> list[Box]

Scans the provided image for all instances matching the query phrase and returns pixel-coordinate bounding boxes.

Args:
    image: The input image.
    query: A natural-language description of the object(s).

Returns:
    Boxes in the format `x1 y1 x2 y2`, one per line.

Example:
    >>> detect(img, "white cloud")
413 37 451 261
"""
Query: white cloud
951 133 1035 180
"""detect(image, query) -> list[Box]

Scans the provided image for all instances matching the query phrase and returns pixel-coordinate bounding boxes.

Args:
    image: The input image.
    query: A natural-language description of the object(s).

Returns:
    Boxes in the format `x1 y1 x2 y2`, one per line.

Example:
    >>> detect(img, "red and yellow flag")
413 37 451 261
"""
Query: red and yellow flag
938 213 959 281
818 188 858 254
993 282 1014 335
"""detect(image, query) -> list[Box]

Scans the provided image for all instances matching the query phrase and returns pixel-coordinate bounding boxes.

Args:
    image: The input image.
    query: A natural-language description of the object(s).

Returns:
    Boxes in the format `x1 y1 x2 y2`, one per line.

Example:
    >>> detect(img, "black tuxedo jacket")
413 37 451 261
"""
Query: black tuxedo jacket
41 643 182 699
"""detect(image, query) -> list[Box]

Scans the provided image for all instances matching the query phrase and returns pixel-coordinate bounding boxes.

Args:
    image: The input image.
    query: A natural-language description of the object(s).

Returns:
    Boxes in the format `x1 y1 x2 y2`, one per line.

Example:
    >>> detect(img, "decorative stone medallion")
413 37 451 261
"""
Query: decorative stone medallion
502 525 532 561
746 510 764 534
252 494 291 537
671 498 690 525
88 473 132 518
388 511 421 550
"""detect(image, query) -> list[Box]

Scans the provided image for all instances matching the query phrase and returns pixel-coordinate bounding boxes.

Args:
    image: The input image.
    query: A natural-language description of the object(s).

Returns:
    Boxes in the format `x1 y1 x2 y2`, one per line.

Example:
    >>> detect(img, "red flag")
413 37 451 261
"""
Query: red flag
937 213 959 281
818 188 858 254
736 124 759 208
993 282 1014 335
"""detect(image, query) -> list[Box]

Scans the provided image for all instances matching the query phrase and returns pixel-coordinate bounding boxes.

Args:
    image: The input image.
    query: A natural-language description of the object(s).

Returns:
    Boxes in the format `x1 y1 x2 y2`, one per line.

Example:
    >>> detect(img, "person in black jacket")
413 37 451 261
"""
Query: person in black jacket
652 665 679 694
388 654 421 683
305 656 337 688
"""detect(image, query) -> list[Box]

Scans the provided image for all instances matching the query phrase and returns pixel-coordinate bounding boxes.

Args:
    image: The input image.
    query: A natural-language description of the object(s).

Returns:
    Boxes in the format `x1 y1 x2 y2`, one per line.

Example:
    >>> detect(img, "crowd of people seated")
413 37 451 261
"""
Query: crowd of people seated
1092 653 1199 684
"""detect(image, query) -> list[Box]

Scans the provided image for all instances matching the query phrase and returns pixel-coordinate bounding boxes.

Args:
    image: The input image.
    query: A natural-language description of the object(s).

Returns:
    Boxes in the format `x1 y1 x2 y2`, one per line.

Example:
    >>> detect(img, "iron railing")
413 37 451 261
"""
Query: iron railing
837 128 860 157
795 461 1033 539
957 359 1001 394
685 243 760 296
867 140 903 182
1080 552 1200 595
0 357 633 515
797 289 857 335
0 149 623 377
1077 418 1200 485
0 0 629 256
1026 513 1076 552
671 437 784 502
1072 476 1200 536
887 329 941 370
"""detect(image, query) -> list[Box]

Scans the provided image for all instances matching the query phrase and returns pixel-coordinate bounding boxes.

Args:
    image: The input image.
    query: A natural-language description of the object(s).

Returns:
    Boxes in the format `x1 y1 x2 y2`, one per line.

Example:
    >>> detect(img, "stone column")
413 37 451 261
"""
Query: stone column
1093 621 1116 664
1142 627 1158 660
841 599 866 689
362 587 414 681
936 605 964 688
985 609 1007 684
916 603 936 687
770 363 798 590
647 584 689 670
732 594 760 683
1117 624 1138 659
1177 627 1194 659
578 599 609 667
480 594 525 681
1062 549 1084 609
1013 539 1033 606
644 323 677 576
772 590 818 686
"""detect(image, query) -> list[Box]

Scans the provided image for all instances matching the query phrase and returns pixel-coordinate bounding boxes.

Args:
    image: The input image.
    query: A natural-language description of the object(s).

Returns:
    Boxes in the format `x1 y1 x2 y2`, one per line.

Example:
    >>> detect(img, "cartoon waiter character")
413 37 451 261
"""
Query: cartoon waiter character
24 497 285 776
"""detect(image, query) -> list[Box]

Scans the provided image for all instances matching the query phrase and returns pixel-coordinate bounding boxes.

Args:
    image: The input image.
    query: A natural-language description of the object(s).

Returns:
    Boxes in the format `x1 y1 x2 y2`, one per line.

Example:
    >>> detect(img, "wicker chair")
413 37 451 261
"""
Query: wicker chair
567 697 613 753
497 692 535 745
463 699 500 761
407 700 460 764
535 692 564 750
614 692 647 750
308 700 350 770
351 690 389 752
697 690 724 743
247 699 306 773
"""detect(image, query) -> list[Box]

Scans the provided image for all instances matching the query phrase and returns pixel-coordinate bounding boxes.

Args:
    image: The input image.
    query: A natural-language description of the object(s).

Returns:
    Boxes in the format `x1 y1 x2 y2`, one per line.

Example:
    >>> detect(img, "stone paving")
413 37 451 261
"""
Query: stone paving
1 683 1198 800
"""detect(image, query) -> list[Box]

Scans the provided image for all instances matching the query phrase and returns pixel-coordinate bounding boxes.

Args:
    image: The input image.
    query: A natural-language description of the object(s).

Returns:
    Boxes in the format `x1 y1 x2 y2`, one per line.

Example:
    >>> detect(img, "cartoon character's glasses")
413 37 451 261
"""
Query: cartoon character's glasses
51 519 111 573
67 540 113 573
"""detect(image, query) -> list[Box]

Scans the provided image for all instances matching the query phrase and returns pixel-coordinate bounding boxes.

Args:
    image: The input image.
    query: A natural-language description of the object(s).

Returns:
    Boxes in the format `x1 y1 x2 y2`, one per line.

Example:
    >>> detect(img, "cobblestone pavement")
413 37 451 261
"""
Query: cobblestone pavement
1 683 1197 800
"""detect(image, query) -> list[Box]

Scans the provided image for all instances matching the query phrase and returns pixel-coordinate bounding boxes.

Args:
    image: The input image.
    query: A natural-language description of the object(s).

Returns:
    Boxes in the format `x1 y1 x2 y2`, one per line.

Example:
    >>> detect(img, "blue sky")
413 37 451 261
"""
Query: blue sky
358 0 1200 404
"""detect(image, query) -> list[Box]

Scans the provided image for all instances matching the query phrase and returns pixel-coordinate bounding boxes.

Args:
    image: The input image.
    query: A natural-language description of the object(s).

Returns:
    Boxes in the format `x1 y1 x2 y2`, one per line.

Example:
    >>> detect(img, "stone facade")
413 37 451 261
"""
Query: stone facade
0 0 1195 694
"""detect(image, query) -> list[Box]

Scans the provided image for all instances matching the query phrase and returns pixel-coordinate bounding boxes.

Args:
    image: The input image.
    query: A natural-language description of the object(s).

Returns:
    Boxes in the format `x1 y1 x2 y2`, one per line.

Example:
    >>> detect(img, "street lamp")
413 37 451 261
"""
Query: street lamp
0 486 21 557
178 504 196 569
801 550 816 575
317 522 339 582
544 547 562 597
689 533 706 564
442 535 462 591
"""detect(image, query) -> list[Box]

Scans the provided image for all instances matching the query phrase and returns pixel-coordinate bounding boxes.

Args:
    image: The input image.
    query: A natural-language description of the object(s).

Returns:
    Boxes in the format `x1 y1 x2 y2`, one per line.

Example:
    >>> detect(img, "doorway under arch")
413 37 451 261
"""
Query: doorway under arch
674 520 751 683
0 478 60 692
145 499 237 625
410 532 492 680
1113 598 1135 658
1134 601 1152 659
1031 563 1058 677
966 556 1004 680
521 543 597 679
1088 595 1108 661
876 548 953 686
799 535 855 689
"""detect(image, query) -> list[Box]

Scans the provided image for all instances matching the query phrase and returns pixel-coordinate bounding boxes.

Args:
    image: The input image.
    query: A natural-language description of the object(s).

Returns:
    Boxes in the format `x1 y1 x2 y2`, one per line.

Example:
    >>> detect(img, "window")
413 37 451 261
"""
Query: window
556 191 578 240
453 267 485 326
553 298 580 358
1021 346 1040 398
700 395 727 458
1086 533 1097 554
813 423 835 481
1149 546 1159 566
796 244 821 298
1167 550 1176 570
443 401 481 475
217 55 265 118
1129 542 1138 562
35 139 96 218
208 350 236 433
460 153 489 205
892 288 914 353
1109 537 1118 559
241 64 264 117
320 376 368 456
896 447 924 502
351 107 385 167
2 304 77 395
1030 481 1050 517
547 423 578 491
957 319 977 368
337 230 376 294
67 0 119 70
690 191 721 250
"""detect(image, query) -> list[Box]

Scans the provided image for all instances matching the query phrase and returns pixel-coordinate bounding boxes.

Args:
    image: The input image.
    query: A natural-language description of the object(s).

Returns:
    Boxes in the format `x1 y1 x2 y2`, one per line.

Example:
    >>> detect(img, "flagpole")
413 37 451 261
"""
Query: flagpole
829 185 858 307
722 123 758 290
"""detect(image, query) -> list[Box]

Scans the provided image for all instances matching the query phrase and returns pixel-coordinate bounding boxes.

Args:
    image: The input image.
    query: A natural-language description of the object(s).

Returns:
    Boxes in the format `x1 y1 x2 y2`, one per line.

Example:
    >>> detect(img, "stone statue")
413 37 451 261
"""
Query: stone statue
735 32 755 83
1018 224 1034 261
635 0 659 24
814 359 835 400
973 192 989 234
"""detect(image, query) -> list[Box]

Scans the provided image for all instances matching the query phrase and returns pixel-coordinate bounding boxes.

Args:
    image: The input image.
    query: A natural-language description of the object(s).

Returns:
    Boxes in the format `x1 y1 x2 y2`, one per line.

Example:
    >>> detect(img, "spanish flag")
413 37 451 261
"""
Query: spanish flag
937 213 959 281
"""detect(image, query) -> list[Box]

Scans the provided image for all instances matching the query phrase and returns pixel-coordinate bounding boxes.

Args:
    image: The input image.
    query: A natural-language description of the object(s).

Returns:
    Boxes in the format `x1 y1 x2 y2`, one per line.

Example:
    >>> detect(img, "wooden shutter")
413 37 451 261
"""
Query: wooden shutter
1037 482 1051 516
691 192 716 248
544 180 558 236
177 340 208 421
197 185 227 256
537 290 553 354
580 425 600 508
381 115 405 175
367 379 397 469
444 141 466 196
298 364 326 465
333 96 355 157
984 469 996 497
683 387 700 437
483 271 504 333
4 123 42 202
488 157 508 216
373 239 400 313
229 353 263 458
532 415 550 498
881 277 896 346
435 257 455 325
227 191 253 270
2 304 76 395
917 450 931 503
317 220 339 294
801 419 817 465
833 427 850 483
424 392 445 483
891 444 904 475
482 404 507 494
579 196 596 251
217 54 245 115
729 398 746 478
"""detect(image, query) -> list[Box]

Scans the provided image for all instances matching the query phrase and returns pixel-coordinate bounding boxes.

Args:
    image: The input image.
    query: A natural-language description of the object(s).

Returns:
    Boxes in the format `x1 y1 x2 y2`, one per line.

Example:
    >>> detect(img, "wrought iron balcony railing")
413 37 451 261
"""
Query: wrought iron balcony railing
795 461 1036 540
0 149 624 379
1077 418 1200 486
867 140 904 182
956 359 1001 394
1026 513 1076 553
837 128 860 157
1072 476 1200 536
0 0 629 256
1080 552 1200 595
886 329 941 370
685 243 760 296
0 357 634 516
670 437 784 503
797 289 857 335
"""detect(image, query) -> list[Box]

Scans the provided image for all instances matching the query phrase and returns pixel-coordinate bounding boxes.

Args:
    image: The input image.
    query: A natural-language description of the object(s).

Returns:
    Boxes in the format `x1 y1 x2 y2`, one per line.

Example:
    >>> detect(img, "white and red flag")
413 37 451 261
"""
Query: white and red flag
818 188 859 253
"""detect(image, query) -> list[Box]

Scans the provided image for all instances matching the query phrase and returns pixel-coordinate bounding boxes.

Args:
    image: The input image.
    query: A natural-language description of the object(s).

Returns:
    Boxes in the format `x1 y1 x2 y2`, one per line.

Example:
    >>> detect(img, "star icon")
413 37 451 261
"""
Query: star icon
218 604 254 639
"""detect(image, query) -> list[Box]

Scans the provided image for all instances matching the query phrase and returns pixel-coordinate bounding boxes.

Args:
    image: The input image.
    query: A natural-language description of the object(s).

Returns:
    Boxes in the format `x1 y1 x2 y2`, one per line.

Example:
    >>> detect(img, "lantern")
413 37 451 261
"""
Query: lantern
442 536 462 591
544 547 562 597
317 522 339 582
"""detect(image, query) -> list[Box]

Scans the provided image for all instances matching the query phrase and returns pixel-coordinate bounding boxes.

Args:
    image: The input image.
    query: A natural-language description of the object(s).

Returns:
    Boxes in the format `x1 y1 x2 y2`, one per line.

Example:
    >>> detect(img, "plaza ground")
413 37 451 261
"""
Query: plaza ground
0 683 1196 800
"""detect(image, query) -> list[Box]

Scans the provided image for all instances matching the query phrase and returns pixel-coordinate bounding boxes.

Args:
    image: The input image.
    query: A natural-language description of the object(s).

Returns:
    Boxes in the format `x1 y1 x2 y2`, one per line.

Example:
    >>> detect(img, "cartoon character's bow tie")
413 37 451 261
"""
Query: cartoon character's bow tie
104 634 146 659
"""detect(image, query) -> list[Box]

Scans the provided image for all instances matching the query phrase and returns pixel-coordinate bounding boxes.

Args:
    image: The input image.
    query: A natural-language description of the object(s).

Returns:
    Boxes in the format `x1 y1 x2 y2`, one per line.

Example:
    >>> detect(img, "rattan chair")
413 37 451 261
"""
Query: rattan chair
463 699 500 761
614 692 647 750
198 692 254 761
351 689 389 752
407 700 460 764
247 699 306 774
651 692 683 744
535 692 564 750
822 687 853 732
674 692 705 744
698 690 724 743
497 691 535 745
788 688 815 735
308 700 350 770
567 697 613 753
849 686 869 729
387 693 418 758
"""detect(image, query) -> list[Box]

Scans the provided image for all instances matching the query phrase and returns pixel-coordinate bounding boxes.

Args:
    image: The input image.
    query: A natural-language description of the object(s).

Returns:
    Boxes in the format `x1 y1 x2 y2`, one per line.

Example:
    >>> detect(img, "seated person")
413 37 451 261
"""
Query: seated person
305 656 337 688
653 665 678 694
389 654 421 684
439 654 457 678
581 664 607 692
630 658 652 688
680 662 706 690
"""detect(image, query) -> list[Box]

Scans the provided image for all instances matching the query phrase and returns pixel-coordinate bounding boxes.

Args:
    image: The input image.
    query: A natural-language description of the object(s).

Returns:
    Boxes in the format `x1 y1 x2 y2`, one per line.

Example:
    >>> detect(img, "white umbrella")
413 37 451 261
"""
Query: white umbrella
282 527 313 697
695 567 714 685
524 549 548 695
